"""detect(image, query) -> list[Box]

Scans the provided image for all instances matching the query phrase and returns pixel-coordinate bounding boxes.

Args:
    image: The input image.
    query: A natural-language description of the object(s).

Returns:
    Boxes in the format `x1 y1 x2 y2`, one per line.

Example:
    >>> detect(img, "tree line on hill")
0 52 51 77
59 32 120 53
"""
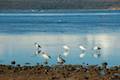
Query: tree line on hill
0 0 119 10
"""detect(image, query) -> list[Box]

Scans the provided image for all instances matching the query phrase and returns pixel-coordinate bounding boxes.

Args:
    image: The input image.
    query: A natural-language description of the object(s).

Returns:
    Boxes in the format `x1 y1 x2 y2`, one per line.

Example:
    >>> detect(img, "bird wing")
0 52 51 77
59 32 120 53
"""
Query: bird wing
79 45 86 50
80 53 85 58
42 54 49 59
63 45 69 50
57 57 65 63
93 46 98 50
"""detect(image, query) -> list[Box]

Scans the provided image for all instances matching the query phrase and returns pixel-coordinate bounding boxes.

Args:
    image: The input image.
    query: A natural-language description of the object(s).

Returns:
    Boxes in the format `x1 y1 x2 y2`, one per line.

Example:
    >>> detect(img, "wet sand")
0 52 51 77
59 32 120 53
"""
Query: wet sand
0 64 120 80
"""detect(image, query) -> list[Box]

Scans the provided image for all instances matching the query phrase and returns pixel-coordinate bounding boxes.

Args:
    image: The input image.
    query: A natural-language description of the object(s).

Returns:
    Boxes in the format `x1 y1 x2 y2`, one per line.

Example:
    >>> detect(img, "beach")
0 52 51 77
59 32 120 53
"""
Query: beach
0 64 120 80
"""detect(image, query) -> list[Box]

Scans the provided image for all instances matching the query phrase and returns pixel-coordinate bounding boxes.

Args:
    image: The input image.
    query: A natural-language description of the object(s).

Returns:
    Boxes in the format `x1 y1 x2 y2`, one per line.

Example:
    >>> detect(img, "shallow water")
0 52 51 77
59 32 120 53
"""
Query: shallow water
0 10 120 66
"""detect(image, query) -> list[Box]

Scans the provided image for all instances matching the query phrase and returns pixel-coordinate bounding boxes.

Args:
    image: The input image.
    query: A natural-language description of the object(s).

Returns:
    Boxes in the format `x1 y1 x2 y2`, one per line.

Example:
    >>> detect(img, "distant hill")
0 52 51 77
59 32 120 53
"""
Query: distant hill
0 0 120 10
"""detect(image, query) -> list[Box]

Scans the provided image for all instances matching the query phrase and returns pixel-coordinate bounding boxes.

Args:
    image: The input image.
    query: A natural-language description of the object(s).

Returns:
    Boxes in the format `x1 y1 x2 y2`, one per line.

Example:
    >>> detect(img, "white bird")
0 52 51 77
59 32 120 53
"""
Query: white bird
41 52 51 60
79 45 86 51
93 46 101 58
80 53 86 58
63 45 70 51
34 42 41 50
63 45 70 56
79 45 86 58
57 55 65 65
34 50 41 56
93 46 101 50
93 53 101 58
40 51 51 65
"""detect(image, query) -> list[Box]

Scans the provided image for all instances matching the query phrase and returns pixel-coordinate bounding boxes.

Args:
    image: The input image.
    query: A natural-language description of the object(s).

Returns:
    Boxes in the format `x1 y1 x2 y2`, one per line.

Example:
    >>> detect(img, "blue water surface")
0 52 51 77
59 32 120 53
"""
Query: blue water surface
0 10 120 66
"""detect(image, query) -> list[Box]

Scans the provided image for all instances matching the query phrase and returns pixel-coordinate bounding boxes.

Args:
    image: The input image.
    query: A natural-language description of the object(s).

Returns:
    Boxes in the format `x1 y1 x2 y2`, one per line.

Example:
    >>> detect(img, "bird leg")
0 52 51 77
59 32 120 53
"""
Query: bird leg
44 59 48 65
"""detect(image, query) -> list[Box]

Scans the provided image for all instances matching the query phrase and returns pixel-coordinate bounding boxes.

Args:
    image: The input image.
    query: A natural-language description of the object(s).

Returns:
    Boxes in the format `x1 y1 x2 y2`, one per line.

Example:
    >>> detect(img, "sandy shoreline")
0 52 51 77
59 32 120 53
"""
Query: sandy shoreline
0 64 120 80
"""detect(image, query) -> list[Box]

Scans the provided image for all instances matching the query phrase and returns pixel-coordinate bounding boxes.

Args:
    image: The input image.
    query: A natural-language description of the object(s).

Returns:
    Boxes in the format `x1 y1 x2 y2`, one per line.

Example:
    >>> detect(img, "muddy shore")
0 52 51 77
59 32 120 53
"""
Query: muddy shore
0 64 120 80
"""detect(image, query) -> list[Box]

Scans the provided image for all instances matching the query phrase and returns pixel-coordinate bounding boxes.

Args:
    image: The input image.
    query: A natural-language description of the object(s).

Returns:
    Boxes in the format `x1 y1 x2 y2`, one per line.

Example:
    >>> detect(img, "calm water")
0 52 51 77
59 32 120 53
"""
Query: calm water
0 10 120 66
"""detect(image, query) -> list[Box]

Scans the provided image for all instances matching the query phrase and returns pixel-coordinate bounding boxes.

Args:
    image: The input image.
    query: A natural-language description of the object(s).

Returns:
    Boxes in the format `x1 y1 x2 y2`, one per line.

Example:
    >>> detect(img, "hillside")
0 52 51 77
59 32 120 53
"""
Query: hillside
0 0 120 10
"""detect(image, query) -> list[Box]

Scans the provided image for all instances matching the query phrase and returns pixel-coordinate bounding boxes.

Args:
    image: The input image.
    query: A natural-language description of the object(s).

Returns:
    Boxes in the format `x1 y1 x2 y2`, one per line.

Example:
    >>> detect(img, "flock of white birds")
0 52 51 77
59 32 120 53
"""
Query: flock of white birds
34 42 102 65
